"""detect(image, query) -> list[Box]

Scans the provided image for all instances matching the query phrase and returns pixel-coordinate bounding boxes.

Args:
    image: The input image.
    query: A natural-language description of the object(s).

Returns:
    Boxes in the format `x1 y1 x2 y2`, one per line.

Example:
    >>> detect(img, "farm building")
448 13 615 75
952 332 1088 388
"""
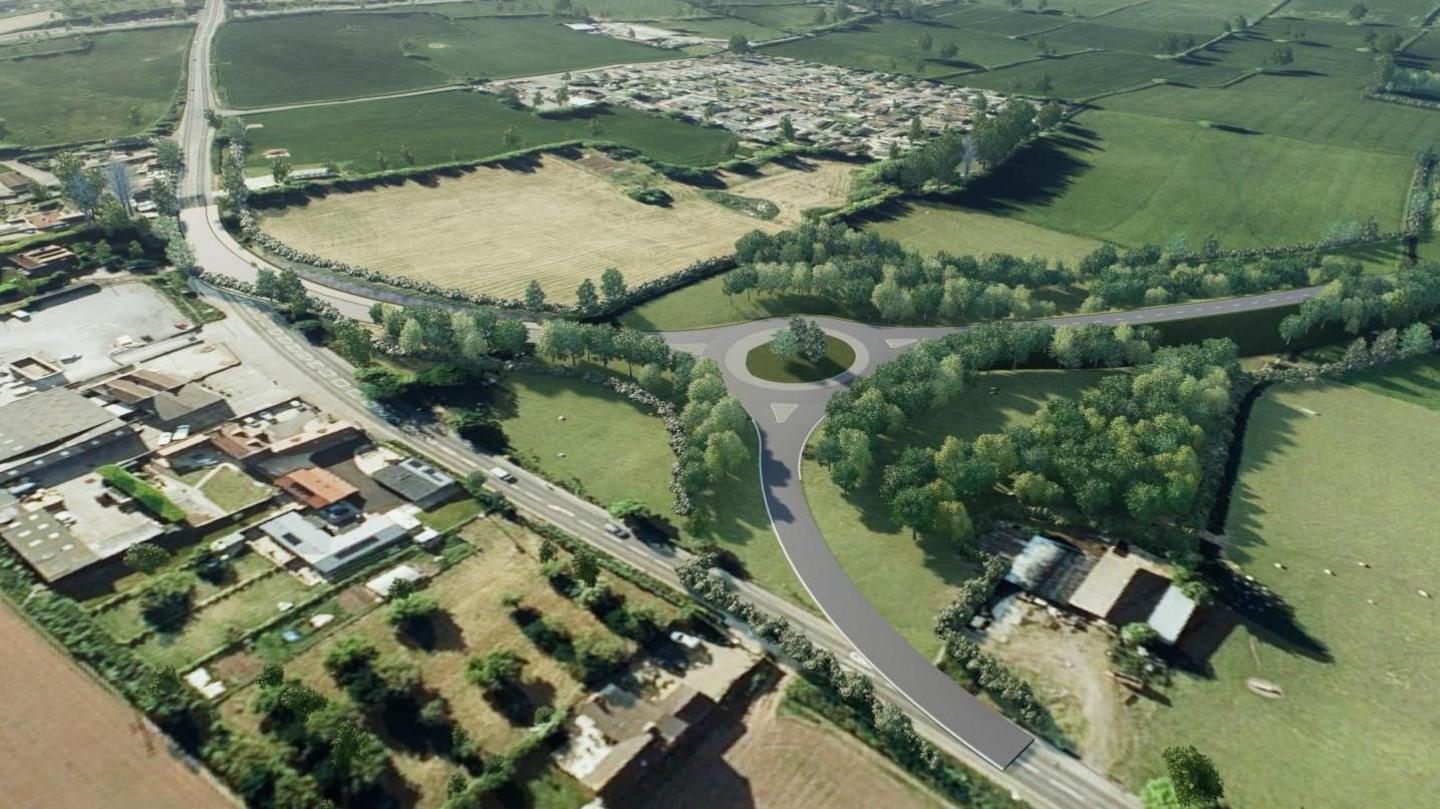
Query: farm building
555 637 761 798
0 387 140 484
1067 546 1199 644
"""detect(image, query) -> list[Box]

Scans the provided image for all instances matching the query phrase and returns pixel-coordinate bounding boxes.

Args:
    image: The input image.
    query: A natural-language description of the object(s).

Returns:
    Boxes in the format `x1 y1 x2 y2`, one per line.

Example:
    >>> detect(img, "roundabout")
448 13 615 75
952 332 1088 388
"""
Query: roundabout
719 322 874 393
744 334 857 383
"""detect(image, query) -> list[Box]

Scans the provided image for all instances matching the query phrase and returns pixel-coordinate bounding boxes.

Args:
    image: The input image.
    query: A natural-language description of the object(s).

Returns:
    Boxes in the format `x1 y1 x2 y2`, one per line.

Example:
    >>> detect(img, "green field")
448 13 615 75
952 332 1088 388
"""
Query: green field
766 15 1041 75
243 92 738 172
213 13 675 108
1074 0 1274 33
496 373 812 606
803 368 1117 656
0 26 191 146
620 273 874 330
1287 0 1437 25
1340 353 1440 413
862 200 1104 263
1120 377 1440 807
949 112 1413 248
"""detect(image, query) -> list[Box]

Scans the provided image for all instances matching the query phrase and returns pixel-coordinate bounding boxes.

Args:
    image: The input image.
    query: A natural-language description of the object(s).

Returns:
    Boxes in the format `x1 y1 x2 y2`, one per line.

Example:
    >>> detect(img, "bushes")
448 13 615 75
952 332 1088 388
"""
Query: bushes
625 187 672 206
97 464 186 523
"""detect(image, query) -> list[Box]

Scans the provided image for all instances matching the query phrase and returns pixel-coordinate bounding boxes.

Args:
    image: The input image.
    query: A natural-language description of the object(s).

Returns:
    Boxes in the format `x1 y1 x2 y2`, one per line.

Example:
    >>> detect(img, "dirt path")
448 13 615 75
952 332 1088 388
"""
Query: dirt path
0 602 234 808
634 673 946 809
985 603 1130 773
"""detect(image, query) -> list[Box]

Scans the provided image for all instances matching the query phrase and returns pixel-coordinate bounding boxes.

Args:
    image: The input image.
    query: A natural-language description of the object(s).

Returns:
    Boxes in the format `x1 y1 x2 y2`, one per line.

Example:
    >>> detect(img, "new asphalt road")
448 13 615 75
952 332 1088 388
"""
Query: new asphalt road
173 3 1321 803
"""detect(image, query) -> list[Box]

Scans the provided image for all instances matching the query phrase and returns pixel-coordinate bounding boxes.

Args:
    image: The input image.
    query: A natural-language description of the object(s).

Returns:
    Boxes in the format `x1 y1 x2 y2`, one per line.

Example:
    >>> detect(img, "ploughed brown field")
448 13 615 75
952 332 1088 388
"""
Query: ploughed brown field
0 603 233 808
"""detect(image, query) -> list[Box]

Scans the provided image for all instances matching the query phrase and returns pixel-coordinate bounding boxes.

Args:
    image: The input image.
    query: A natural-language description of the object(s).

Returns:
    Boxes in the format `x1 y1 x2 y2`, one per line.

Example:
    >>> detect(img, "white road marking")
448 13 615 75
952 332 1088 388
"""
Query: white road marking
549 504 575 517
770 403 798 424
886 338 917 348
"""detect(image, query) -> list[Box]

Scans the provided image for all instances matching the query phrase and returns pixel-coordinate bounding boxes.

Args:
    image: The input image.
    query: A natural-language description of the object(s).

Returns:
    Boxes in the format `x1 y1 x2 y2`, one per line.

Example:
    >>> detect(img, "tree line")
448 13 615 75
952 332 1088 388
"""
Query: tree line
1279 262 1440 342
1077 247 1354 311
872 100 1060 193
720 223 1403 326
724 222 1063 324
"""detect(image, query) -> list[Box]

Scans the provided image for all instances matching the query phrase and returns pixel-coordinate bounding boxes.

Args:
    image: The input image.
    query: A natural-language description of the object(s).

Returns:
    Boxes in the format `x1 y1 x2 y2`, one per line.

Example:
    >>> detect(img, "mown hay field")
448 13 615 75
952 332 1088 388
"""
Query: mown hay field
0 26 192 146
259 153 776 302
720 156 858 225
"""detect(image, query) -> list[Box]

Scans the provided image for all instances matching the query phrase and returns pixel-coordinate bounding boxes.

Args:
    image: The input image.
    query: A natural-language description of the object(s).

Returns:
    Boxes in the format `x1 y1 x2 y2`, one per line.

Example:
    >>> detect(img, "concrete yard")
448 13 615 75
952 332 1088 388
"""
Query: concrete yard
0 282 191 383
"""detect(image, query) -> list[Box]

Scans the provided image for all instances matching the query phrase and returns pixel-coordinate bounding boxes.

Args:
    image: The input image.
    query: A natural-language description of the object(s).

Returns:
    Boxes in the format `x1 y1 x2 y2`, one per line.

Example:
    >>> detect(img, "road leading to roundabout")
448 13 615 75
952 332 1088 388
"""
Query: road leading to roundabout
172 2 1321 780
661 296 1323 769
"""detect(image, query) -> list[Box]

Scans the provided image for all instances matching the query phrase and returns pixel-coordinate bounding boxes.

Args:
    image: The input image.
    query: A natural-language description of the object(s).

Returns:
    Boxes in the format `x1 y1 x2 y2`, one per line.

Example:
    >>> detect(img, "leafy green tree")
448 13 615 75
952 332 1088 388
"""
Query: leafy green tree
575 278 599 312
1266 44 1294 68
388 593 441 632
571 547 600 588
270 156 292 185
1348 3 1368 21
491 319 529 356
123 542 170 574
523 279 546 310
398 318 424 355
468 648 526 693
1401 322 1434 356
139 574 193 628
703 430 747 479
728 33 750 53
779 115 796 142
1373 53 1396 87
917 32 933 52
600 267 627 302
939 41 958 60
1162 746 1225 808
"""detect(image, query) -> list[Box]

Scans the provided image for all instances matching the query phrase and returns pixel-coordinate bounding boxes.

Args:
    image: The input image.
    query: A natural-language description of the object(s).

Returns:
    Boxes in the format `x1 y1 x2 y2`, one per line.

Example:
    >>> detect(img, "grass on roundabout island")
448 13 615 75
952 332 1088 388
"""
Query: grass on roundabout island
745 336 856 383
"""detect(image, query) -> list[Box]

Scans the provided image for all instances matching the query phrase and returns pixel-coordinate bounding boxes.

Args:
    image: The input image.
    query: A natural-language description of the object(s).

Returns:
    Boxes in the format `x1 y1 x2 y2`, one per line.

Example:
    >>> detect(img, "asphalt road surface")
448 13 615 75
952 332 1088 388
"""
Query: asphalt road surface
172 3 1324 803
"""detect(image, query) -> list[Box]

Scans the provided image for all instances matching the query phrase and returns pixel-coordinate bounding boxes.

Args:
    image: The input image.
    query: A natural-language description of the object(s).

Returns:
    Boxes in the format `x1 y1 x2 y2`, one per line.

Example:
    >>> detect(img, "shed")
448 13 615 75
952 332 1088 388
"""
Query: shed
365 563 426 599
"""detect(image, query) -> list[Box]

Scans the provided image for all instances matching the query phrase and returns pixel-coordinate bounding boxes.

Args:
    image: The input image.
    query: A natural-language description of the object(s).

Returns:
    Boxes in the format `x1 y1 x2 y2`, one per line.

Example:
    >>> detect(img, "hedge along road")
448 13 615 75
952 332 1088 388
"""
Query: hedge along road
177 0 1325 794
